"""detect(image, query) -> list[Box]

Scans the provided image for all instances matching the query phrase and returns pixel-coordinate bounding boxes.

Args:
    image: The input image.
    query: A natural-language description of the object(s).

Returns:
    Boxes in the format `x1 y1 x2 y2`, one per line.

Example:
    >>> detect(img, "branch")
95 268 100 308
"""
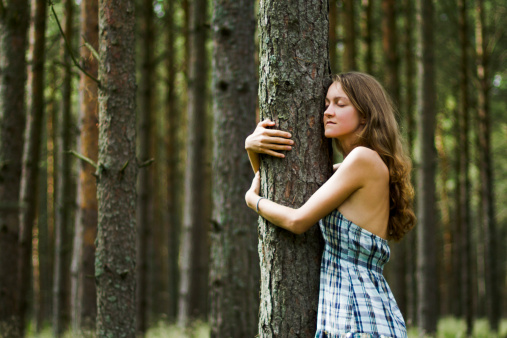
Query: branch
138 158 155 168
67 150 98 169
49 2 100 86
81 35 100 61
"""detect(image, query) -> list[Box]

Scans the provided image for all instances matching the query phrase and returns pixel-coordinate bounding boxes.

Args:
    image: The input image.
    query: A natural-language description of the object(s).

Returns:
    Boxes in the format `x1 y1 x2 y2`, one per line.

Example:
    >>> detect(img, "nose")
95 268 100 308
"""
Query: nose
324 104 333 117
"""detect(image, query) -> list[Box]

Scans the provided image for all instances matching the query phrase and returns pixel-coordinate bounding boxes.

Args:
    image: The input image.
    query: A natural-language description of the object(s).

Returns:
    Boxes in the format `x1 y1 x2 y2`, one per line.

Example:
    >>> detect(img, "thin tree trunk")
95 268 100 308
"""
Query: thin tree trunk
361 0 373 75
416 0 438 334
475 0 499 331
381 0 399 105
342 0 357 71
95 0 137 336
53 1 74 335
0 0 29 334
18 0 47 334
329 0 339 73
210 0 259 336
178 0 208 326
458 0 472 333
136 0 155 331
257 0 333 336
70 0 99 332
165 0 180 321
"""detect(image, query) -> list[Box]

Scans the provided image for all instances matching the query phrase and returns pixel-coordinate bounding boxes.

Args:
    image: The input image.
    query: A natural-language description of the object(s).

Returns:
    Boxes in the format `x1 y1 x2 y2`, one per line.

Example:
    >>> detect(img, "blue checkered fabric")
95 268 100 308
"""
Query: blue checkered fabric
315 210 407 338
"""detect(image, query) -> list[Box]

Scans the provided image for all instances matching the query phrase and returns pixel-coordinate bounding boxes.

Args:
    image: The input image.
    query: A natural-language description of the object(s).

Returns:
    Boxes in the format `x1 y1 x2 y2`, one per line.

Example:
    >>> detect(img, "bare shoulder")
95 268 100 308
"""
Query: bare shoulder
343 146 388 178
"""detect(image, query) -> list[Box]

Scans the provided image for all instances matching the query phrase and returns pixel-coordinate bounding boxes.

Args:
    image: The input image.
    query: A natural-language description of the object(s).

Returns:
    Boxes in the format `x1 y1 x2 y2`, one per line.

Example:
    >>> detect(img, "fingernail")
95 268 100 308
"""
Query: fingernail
290 140 294 145
288 134 292 138
287 146 292 150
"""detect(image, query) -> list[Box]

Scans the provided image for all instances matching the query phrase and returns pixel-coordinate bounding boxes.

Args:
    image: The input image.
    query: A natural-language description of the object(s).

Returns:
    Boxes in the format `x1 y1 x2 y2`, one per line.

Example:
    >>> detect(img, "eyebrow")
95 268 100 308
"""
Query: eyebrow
325 96 349 102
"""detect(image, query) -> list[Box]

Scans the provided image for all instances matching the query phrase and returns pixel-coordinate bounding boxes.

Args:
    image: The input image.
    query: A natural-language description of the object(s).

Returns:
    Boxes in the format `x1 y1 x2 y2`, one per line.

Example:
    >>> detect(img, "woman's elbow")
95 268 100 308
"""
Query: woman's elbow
288 215 310 235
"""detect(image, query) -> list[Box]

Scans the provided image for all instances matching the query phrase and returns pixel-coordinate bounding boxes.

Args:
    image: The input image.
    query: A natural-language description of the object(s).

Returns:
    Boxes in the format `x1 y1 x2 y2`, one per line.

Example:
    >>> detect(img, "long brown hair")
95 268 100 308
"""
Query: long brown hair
333 72 416 241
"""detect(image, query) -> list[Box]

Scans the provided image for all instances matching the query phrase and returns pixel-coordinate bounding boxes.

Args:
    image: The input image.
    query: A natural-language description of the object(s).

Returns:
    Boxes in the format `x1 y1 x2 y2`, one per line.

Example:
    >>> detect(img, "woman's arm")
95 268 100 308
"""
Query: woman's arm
245 119 293 173
245 147 375 234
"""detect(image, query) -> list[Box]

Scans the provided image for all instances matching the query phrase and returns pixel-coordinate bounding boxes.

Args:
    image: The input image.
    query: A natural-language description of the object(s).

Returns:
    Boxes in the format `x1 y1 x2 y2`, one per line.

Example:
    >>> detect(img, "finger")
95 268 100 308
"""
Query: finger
263 149 285 158
262 137 294 145
264 129 292 138
259 119 276 127
262 144 292 151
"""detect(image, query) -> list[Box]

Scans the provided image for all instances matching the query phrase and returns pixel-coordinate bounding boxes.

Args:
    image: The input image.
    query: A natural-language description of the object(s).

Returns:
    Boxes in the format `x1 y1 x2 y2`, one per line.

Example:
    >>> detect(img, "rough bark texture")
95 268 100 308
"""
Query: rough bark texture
342 0 356 71
17 0 47 334
210 0 259 336
136 0 154 331
165 0 180 321
53 1 74 335
257 1 332 336
416 0 438 334
0 0 29 335
458 0 472 333
70 0 98 332
96 0 137 336
178 0 208 326
475 0 499 331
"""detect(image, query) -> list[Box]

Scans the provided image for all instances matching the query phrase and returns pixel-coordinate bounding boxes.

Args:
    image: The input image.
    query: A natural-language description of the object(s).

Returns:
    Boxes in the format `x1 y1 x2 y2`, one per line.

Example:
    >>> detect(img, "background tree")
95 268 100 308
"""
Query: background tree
257 0 333 336
209 0 259 336
342 0 357 71
0 0 29 334
70 0 99 332
95 0 138 335
416 0 438 334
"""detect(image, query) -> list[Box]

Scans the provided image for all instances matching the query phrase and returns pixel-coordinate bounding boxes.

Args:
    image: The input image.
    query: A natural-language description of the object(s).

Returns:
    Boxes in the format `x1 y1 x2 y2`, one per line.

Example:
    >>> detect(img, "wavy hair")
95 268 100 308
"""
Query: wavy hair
333 72 416 241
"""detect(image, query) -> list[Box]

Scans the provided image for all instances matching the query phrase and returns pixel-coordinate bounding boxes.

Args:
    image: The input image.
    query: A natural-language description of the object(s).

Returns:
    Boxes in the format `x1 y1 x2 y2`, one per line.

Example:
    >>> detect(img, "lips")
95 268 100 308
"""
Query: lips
325 121 336 125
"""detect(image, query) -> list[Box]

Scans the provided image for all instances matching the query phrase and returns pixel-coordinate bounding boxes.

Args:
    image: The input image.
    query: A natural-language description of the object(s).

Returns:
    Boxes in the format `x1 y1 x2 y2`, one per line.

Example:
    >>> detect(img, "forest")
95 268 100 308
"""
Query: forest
0 0 505 337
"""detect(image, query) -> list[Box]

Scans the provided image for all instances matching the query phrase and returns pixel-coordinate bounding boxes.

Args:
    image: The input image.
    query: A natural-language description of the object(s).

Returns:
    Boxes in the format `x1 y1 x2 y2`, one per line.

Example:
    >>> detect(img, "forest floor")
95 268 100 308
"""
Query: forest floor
25 317 507 337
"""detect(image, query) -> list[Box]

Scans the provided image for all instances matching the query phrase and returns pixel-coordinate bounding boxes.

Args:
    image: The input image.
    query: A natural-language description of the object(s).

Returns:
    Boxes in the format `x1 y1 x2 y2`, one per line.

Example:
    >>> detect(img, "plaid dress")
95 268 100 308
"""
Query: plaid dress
315 210 407 338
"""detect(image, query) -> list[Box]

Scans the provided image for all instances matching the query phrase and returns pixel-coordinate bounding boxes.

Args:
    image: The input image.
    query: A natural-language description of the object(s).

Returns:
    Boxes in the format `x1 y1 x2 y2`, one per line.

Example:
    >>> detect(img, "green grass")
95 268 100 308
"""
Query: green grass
26 318 506 337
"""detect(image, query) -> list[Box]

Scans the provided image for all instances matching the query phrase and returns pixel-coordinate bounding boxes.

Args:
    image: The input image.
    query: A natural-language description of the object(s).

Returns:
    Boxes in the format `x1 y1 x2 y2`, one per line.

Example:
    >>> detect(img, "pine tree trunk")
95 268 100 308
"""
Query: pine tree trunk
361 0 373 75
165 0 180 321
136 0 155 331
257 1 333 336
458 0 472 333
18 0 47 334
475 0 499 331
210 0 259 336
95 0 137 336
178 0 208 326
0 0 29 334
416 0 438 334
70 0 99 332
342 0 356 71
329 0 339 73
53 1 74 335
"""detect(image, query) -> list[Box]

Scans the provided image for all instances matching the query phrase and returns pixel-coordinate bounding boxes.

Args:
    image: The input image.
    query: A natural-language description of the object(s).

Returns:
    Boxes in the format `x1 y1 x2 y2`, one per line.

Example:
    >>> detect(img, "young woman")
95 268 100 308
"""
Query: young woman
244 72 416 337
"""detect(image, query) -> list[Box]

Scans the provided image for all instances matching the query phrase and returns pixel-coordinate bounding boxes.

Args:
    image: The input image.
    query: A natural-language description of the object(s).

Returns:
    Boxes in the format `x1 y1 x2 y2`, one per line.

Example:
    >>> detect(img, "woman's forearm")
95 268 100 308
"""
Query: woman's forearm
247 149 260 173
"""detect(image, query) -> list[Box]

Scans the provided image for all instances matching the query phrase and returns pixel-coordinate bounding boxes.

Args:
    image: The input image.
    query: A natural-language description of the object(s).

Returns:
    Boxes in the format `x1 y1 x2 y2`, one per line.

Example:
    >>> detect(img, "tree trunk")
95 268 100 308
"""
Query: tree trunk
18 0 47 334
0 0 29 334
178 0 208 326
381 0 399 105
210 0 259 336
342 0 357 71
329 0 339 73
95 0 137 336
458 0 472 333
53 1 74 335
257 0 333 336
361 0 373 75
165 0 180 321
416 0 438 334
70 0 99 332
475 0 499 331
136 0 155 332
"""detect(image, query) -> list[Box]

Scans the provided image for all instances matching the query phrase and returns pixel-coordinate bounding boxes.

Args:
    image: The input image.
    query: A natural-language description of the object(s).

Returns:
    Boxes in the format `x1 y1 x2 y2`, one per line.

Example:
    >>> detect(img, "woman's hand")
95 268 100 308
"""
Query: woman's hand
245 119 293 158
245 172 261 210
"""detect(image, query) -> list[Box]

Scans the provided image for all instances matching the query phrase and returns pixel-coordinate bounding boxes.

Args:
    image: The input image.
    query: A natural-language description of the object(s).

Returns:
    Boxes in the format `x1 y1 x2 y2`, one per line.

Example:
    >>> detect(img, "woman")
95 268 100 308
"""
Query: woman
244 72 416 337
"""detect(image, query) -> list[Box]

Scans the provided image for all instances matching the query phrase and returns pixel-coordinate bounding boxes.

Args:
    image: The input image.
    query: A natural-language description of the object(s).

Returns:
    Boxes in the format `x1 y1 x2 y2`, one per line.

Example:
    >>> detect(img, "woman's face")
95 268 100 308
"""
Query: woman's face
324 82 363 141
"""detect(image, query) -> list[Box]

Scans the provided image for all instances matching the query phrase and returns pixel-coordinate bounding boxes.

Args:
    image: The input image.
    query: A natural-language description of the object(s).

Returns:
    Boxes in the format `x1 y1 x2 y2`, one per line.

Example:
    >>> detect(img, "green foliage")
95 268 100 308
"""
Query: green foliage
408 317 507 338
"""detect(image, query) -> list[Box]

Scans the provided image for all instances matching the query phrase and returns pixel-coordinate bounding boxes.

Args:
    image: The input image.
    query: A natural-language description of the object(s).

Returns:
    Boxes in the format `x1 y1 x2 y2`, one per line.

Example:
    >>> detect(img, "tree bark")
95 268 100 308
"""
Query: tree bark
342 0 357 71
475 0 499 331
70 0 98 332
95 0 137 336
361 0 373 75
210 0 259 336
53 1 74 335
257 1 333 336
17 0 47 334
329 0 339 73
416 0 438 334
136 0 155 331
0 0 29 334
178 0 208 326
381 0 399 105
